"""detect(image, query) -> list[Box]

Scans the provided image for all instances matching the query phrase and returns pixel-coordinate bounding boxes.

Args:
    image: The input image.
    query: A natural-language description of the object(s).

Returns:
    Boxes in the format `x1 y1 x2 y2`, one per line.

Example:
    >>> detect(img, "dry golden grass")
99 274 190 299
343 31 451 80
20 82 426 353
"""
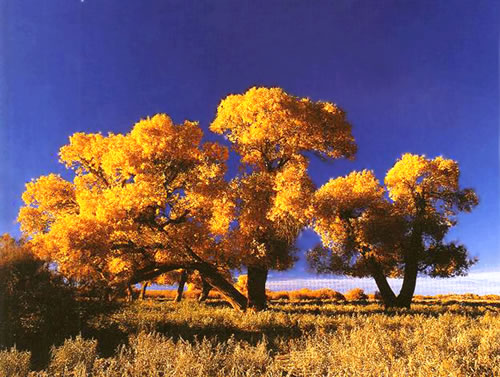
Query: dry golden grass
2 296 498 376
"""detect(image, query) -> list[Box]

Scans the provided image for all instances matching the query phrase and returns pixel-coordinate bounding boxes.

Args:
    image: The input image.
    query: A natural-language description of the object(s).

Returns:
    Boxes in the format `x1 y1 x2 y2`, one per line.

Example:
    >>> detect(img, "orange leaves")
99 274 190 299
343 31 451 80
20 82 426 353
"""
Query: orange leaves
385 153 478 222
270 158 314 224
385 153 459 203
18 174 77 236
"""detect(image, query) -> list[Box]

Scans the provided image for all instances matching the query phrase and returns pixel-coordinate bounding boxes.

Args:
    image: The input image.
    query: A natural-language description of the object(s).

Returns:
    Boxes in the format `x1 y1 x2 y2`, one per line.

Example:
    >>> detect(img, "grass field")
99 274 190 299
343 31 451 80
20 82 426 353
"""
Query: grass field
1 295 499 376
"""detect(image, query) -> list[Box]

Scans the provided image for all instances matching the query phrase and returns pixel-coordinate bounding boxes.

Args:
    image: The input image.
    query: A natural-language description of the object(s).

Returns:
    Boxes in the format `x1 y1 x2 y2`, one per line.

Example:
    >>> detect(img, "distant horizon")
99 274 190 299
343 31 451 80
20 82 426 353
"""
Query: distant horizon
149 271 500 296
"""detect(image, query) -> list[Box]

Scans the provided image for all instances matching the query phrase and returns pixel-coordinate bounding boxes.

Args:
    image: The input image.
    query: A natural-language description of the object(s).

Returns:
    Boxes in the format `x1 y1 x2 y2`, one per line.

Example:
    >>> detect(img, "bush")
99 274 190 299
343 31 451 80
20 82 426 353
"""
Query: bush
315 289 346 301
0 347 31 377
345 288 368 301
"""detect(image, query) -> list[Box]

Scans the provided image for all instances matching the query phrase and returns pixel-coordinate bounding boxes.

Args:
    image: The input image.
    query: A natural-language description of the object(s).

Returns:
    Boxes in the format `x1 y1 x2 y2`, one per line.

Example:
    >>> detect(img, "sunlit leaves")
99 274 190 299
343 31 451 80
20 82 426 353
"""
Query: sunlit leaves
210 87 356 171
18 114 233 288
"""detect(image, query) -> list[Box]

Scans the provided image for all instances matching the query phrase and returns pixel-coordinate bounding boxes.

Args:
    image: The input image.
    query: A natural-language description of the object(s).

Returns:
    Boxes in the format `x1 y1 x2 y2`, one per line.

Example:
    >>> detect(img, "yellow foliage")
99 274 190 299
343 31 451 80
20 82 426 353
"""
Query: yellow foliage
210 87 356 169
210 87 357 269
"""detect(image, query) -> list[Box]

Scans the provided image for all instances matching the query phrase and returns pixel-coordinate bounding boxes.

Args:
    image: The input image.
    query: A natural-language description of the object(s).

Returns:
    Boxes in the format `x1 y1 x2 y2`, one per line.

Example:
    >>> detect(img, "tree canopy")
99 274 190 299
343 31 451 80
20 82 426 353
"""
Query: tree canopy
18 114 246 309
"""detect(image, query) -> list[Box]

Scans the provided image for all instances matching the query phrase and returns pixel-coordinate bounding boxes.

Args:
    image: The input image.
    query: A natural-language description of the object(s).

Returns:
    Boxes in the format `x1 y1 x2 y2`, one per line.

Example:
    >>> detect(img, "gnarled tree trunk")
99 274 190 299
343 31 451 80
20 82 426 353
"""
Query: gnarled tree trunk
247 265 268 311
126 284 136 302
395 255 418 308
369 259 397 308
175 269 188 302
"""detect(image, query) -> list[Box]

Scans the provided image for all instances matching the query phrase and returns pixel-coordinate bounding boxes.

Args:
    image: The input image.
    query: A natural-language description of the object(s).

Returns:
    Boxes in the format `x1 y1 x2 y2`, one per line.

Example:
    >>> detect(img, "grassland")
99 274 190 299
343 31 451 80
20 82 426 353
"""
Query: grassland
1 295 499 377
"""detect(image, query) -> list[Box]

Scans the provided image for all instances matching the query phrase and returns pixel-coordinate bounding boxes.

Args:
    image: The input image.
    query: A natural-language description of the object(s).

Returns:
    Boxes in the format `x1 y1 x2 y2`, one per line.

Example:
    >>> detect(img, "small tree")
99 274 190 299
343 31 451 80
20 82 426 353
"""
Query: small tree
309 154 478 308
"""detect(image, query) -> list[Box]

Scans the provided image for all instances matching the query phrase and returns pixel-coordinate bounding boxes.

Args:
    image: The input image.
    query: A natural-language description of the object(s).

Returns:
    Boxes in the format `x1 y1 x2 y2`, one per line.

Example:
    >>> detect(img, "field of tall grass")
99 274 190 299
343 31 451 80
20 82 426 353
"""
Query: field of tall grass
1 295 499 377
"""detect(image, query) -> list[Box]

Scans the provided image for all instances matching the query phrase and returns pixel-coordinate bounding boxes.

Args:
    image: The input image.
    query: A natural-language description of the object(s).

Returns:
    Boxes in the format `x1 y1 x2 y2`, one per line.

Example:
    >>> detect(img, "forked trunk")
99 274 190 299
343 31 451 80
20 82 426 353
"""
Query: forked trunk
175 269 188 302
198 277 211 302
247 265 268 311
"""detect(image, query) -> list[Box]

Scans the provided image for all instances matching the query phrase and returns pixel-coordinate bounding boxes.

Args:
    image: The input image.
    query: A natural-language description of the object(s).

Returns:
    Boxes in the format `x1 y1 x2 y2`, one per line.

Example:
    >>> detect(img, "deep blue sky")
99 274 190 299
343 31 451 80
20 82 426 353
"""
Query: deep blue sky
1 1 499 277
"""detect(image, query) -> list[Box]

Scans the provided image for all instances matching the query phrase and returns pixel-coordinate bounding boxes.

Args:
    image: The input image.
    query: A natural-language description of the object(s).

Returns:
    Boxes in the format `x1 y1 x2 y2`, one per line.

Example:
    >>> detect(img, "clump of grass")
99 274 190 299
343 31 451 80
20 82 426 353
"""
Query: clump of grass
48 335 98 376
267 290 290 300
0 347 31 377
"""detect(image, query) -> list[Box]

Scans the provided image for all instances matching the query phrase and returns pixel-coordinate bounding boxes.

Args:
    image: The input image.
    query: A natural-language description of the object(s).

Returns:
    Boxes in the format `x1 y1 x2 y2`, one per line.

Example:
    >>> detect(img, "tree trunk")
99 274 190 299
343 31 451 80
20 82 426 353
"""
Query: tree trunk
198 277 211 302
247 265 268 311
175 269 188 302
369 259 397 308
139 282 149 300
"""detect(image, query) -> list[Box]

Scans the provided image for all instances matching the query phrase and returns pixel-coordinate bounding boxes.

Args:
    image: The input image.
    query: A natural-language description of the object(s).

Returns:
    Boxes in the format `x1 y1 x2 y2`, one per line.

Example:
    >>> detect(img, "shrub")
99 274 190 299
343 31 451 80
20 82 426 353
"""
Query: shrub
49 335 98 376
0 234 80 367
0 347 31 377
289 288 314 301
288 288 345 301
345 288 368 301
315 288 346 301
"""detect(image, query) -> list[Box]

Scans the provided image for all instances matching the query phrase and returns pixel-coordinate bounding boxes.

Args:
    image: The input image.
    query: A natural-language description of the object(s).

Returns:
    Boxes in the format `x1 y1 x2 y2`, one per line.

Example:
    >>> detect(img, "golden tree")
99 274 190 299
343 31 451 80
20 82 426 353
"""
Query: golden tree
18 114 247 310
211 87 356 309
309 154 478 308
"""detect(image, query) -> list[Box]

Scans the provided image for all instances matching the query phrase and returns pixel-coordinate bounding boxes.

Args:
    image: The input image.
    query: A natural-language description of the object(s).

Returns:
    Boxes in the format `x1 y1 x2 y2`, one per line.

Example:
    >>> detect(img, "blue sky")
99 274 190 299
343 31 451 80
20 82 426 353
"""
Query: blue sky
1 1 499 291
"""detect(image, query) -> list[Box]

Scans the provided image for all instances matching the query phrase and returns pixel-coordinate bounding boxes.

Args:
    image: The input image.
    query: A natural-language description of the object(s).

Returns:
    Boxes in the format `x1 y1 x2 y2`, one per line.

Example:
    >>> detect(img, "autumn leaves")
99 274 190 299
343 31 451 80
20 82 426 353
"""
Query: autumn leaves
17 87 477 310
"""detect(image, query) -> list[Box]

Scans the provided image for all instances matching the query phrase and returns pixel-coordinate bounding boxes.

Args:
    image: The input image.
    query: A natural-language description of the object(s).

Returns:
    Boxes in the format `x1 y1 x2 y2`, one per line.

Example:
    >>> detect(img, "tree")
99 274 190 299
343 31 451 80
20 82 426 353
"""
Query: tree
210 87 356 309
18 114 247 310
308 154 478 308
